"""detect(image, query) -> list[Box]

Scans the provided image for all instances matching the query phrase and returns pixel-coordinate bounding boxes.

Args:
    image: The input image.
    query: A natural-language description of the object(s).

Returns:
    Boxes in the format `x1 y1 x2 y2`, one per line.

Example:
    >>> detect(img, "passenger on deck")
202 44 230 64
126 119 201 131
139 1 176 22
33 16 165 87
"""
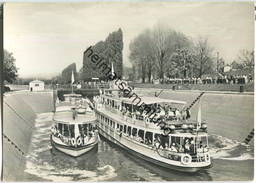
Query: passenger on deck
190 140 195 154
178 144 184 153
170 143 178 152
168 110 175 119
154 139 160 149
184 139 190 153
175 109 181 120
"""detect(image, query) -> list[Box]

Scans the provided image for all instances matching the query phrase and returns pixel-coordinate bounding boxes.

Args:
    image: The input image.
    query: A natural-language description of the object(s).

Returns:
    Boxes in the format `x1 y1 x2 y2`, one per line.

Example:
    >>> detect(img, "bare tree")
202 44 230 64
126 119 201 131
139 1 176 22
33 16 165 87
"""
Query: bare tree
192 37 214 78
237 49 254 70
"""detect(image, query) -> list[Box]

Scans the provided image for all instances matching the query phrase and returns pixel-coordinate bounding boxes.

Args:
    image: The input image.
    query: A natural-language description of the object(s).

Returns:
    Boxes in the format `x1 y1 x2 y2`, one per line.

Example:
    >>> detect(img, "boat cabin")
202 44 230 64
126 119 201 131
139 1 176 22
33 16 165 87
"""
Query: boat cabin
52 111 97 147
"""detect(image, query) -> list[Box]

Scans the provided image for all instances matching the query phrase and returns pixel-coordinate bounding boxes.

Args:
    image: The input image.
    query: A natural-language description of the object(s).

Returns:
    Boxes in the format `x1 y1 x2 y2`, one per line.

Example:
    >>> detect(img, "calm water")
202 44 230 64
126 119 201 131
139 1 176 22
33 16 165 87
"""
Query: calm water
24 90 254 181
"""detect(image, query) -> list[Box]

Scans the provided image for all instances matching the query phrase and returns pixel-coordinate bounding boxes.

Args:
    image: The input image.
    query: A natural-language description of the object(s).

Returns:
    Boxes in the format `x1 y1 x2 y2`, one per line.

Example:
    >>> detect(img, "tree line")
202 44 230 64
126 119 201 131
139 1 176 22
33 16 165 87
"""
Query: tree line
128 24 254 83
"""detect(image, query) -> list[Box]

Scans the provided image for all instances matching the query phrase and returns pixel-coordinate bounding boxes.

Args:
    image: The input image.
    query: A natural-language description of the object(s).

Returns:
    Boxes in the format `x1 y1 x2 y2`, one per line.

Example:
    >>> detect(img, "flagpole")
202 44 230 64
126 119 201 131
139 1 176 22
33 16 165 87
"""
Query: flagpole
71 70 74 94
195 98 202 153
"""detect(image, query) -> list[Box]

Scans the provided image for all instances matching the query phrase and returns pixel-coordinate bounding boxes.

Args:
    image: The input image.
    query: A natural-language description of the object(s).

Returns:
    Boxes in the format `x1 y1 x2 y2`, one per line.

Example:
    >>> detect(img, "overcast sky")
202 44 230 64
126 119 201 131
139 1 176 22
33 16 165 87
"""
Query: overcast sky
4 2 254 78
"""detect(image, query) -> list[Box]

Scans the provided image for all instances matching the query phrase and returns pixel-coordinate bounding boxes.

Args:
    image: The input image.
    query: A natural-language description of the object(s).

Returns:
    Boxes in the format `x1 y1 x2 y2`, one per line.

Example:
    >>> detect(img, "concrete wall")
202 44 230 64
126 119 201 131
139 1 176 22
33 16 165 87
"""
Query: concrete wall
2 91 54 181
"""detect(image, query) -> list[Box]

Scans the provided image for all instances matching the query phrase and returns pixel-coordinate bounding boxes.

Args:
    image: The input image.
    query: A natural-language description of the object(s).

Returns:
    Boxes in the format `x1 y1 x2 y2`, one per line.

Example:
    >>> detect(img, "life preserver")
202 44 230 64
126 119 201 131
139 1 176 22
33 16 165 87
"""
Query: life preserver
181 154 192 165
71 138 76 146
76 136 83 146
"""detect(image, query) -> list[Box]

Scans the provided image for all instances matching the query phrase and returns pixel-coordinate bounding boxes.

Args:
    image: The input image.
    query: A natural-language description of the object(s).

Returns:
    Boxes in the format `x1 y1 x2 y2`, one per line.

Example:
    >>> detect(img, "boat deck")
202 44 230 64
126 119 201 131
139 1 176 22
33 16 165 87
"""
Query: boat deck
53 111 96 124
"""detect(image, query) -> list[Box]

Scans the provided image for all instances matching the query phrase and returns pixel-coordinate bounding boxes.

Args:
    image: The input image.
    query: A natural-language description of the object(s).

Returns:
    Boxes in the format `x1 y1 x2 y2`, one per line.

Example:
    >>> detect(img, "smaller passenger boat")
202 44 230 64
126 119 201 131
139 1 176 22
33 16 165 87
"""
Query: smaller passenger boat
52 91 97 157
51 110 98 157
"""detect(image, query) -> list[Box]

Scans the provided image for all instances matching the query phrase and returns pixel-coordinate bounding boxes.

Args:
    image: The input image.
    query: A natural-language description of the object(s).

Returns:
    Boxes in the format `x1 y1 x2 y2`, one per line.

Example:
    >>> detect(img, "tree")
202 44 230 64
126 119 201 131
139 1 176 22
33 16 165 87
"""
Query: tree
192 38 215 78
3 50 18 83
129 30 155 83
82 28 123 81
237 50 254 70
217 57 225 74
231 60 243 70
61 63 77 84
129 25 192 83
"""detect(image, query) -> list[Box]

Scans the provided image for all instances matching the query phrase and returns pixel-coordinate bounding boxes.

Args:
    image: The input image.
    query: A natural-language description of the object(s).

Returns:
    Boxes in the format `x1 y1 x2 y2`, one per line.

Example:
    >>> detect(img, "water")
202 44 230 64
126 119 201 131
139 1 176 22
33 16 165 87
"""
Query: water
23 110 254 181
23 89 254 181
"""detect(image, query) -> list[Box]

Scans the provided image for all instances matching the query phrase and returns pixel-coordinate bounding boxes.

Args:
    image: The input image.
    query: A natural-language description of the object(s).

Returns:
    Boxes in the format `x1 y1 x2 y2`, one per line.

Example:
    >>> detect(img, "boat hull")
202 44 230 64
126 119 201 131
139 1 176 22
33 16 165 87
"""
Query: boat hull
51 135 98 157
98 127 211 173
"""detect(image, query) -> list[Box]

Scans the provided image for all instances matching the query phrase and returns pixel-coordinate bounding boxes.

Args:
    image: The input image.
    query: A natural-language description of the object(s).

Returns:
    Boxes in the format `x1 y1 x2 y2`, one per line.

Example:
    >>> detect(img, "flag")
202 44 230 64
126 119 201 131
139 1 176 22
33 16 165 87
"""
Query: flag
111 62 114 76
197 99 202 129
71 70 75 84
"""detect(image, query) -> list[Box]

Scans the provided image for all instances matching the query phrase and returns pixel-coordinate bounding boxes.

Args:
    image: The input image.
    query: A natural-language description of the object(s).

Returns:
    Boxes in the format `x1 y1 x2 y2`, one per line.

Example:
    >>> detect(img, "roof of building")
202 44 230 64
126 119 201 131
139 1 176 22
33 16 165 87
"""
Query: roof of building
30 80 44 83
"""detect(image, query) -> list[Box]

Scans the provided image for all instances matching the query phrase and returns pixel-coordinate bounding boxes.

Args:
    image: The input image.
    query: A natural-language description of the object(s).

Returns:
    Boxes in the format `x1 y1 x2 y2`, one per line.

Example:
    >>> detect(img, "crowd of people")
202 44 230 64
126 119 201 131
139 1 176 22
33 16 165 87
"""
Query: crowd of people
121 103 190 123
162 74 253 85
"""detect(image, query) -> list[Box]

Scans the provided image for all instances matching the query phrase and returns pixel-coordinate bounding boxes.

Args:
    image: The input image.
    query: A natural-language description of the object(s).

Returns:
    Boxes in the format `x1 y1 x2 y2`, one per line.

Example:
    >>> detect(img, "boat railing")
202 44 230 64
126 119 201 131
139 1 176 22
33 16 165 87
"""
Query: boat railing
156 148 209 163
120 132 206 163
99 103 206 131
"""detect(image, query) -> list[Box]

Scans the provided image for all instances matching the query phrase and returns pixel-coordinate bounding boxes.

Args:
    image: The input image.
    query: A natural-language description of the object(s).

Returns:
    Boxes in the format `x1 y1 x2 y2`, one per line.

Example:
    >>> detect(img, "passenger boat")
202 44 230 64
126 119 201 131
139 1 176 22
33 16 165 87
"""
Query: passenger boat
51 93 98 157
93 88 211 172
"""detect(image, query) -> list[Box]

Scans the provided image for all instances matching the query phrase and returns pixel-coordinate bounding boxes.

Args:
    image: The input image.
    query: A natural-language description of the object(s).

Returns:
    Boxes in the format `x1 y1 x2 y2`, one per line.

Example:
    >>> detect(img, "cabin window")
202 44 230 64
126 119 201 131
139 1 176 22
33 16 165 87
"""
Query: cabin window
78 124 89 137
127 126 131 136
120 125 123 132
161 134 169 148
63 124 69 137
88 124 92 131
117 123 120 129
145 132 153 145
138 130 144 142
124 125 127 133
154 133 161 142
83 124 88 135
69 124 75 138
132 128 137 137
58 123 63 134
110 120 113 127
197 136 208 148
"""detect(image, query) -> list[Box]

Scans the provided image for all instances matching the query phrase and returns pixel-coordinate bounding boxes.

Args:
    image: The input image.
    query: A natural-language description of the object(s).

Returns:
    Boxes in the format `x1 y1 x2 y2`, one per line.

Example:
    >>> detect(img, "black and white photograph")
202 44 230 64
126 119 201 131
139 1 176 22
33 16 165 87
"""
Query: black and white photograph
1 1 254 181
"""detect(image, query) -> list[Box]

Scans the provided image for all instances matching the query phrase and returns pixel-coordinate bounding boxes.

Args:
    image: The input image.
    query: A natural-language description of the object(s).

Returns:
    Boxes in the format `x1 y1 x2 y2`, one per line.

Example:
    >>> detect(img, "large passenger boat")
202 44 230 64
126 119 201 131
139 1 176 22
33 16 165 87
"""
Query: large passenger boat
93 88 211 172
51 93 98 157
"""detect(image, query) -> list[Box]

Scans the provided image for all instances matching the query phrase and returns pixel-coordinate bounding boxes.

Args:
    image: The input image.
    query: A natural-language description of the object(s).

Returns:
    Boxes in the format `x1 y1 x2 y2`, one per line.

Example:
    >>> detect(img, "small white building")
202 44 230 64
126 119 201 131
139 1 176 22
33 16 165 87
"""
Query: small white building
29 80 44 91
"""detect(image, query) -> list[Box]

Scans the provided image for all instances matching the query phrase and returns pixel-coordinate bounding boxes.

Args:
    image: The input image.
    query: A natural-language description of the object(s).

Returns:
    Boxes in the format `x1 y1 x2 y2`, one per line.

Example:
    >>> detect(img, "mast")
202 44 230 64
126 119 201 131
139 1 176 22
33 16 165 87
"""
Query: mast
196 98 202 129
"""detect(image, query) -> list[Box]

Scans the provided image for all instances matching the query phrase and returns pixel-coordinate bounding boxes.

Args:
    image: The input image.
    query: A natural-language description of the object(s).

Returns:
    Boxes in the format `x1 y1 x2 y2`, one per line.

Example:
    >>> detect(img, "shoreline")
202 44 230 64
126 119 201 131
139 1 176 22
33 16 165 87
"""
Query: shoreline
134 87 254 96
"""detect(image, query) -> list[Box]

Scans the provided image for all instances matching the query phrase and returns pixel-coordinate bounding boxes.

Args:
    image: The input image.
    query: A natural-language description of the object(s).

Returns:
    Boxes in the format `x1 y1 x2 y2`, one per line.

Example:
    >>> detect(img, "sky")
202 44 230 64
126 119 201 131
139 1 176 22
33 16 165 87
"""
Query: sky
4 2 254 78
